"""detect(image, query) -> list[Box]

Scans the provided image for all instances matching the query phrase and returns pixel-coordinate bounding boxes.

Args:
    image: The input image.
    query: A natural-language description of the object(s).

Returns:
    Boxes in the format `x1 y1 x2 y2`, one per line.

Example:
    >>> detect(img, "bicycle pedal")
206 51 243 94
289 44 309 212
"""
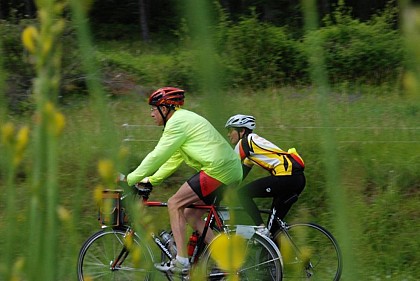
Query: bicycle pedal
166 271 190 281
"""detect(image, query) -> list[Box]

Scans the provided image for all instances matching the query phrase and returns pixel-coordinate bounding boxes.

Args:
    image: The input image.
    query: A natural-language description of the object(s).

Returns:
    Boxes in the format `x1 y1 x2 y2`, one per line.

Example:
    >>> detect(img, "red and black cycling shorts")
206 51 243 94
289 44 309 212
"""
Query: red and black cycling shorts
187 171 226 205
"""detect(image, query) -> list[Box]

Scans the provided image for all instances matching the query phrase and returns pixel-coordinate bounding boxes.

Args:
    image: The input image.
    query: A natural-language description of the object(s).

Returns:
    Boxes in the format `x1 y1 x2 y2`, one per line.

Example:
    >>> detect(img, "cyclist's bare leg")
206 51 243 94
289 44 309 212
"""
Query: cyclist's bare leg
168 181 204 258
184 208 214 244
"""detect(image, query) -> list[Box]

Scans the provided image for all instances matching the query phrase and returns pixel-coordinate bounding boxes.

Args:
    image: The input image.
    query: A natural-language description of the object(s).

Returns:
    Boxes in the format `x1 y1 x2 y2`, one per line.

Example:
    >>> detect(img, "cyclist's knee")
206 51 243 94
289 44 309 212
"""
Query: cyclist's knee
167 196 179 211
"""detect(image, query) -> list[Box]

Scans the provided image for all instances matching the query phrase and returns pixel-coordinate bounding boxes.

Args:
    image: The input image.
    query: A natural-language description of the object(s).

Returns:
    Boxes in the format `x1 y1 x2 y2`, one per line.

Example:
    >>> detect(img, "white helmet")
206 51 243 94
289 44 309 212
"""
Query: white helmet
225 114 256 130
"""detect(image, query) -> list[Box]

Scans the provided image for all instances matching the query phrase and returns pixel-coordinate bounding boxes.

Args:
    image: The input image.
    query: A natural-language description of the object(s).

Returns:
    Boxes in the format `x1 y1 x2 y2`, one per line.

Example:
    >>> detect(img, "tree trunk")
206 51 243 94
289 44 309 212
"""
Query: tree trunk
0 0 6 19
139 0 150 42
24 0 35 18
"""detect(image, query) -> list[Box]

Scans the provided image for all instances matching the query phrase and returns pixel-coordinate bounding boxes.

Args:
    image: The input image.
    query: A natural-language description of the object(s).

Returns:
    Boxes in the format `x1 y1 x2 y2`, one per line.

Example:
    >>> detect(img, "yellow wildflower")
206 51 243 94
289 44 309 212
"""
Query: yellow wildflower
1 122 15 145
209 234 246 271
10 257 25 281
43 102 66 136
403 71 419 97
22 26 39 53
94 185 104 205
98 159 116 183
57 205 71 222
118 146 129 160
53 111 66 136
15 126 30 153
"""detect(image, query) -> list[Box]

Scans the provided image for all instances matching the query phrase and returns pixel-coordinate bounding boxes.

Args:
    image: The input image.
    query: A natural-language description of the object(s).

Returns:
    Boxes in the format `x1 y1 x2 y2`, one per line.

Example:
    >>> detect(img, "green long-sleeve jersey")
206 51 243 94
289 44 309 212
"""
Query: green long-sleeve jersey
127 108 242 187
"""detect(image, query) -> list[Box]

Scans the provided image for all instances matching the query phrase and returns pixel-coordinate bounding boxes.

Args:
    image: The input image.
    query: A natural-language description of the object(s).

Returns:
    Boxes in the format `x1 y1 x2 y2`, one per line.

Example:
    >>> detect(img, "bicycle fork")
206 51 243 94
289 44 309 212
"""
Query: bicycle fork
110 229 134 270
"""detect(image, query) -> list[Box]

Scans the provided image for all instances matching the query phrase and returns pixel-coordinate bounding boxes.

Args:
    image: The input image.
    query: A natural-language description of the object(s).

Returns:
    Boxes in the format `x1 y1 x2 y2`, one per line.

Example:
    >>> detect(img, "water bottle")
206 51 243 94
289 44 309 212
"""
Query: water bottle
159 230 171 244
187 231 199 257
160 230 177 257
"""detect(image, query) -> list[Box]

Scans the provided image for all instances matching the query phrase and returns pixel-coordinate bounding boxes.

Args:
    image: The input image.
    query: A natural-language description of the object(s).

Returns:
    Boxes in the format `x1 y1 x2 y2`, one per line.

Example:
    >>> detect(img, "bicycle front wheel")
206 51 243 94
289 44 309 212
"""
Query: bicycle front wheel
273 222 342 280
77 228 155 281
201 232 283 281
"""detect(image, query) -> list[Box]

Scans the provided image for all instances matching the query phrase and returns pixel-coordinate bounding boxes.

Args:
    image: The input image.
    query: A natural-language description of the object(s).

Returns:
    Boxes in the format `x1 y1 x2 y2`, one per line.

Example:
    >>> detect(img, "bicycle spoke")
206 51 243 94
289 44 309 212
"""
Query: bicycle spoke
274 223 342 280
201 233 282 281
238 256 281 273
77 229 154 281
113 266 152 273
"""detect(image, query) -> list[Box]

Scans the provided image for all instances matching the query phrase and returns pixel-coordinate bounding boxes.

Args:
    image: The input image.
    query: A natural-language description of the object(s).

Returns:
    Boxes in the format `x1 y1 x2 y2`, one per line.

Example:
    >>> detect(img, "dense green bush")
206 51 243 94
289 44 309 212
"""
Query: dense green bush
163 49 200 91
169 4 404 89
0 19 86 111
304 4 404 84
220 15 305 88
0 20 34 75
0 20 35 111
163 5 307 90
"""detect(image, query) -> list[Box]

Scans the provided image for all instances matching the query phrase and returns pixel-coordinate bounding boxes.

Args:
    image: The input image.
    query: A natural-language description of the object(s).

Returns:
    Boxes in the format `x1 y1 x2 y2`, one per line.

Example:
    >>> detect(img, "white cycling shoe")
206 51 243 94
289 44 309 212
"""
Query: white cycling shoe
155 259 190 274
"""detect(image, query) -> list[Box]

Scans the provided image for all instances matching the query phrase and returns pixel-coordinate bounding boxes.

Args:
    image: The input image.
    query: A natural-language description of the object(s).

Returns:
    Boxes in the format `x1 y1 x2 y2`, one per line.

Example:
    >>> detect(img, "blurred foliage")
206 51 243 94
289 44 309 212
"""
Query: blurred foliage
305 2 403 84
0 2 409 111
0 18 86 113
218 9 306 88
93 2 405 93
1 0 419 280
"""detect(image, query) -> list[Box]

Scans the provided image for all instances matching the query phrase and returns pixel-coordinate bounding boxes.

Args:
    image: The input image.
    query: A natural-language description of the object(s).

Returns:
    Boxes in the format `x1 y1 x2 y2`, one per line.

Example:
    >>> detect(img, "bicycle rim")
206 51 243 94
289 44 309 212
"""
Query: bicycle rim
200 233 283 281
77 228 154 281
274 223 342 280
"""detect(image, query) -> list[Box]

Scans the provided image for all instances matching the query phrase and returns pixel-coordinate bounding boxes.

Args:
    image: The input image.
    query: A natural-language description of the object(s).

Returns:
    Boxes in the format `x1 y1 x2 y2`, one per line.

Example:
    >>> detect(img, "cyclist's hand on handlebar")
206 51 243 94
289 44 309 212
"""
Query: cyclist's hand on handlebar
135 177 153 189
133 178 153 197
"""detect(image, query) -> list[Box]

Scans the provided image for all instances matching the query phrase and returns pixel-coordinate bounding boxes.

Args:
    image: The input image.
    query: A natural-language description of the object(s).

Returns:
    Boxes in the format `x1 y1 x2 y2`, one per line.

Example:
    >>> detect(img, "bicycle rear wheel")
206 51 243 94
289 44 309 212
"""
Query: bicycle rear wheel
77 228 155 281
201 233 283 281
273 222 342 280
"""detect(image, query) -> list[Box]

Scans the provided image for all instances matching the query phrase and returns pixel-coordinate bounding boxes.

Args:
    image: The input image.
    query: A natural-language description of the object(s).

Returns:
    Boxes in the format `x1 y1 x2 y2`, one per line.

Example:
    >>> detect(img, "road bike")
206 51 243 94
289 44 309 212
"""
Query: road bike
262 194 343 280
77 187 283 280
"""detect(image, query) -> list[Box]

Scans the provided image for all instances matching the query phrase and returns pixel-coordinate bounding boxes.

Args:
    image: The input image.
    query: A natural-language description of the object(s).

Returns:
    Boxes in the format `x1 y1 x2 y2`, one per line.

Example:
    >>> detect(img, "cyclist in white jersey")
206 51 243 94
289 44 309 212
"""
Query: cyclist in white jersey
125 87 242 274
225 114 306 236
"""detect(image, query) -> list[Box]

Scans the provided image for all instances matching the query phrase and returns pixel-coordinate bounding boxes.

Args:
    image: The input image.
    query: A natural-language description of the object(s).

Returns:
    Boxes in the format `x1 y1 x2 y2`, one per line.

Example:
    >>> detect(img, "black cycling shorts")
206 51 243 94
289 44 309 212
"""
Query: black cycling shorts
187 171 226 205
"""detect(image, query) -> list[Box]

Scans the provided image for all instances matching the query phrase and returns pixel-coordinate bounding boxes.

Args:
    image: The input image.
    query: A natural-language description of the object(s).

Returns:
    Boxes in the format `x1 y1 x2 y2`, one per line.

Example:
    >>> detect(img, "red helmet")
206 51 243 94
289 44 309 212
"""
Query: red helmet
148 87 185 107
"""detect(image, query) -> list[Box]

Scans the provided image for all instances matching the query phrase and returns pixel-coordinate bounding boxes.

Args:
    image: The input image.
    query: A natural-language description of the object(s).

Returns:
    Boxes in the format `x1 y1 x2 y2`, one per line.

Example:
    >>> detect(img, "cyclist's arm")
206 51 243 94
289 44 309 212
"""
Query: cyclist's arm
127 124 186 186
234 138 254 179
148 150 184 186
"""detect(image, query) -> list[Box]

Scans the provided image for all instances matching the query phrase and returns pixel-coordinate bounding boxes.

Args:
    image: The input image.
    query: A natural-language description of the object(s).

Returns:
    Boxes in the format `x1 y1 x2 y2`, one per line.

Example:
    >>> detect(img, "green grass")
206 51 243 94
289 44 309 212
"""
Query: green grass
1 1 420 279
61 89 420 278
96 40 174 86
1 87 419 280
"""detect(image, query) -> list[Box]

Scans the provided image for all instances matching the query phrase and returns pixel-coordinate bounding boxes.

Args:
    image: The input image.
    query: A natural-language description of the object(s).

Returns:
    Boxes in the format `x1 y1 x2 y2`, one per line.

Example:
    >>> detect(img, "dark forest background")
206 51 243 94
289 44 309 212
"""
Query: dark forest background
1 0 414 113
0 0 413 37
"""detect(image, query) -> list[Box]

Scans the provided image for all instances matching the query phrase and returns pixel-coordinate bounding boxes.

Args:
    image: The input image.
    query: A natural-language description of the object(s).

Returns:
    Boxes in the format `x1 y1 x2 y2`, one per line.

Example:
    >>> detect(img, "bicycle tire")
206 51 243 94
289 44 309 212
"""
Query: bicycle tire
77 228 155 281
273 222 342 280
200 232 283 281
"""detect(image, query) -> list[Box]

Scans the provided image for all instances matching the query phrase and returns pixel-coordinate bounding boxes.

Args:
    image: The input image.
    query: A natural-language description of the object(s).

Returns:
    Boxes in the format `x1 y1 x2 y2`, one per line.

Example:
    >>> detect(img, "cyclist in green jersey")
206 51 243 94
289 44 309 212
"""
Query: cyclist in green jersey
225 114 306 236
126 87 242 273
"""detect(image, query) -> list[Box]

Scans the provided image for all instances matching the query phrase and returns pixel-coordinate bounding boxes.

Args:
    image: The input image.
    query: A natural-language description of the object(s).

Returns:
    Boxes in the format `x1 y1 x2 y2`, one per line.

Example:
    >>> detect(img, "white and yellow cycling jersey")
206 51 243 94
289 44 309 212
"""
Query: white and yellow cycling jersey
235 133 304 176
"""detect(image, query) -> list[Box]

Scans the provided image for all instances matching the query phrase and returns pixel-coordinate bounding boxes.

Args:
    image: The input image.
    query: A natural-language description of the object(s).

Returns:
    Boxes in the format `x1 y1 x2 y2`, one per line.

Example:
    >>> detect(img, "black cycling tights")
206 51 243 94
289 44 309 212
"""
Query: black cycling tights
238 174 306 226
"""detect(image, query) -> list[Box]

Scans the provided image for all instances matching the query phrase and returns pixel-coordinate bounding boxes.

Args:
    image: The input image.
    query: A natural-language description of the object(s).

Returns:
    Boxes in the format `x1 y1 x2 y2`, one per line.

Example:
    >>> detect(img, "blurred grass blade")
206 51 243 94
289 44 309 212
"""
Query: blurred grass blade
302 0 357 279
